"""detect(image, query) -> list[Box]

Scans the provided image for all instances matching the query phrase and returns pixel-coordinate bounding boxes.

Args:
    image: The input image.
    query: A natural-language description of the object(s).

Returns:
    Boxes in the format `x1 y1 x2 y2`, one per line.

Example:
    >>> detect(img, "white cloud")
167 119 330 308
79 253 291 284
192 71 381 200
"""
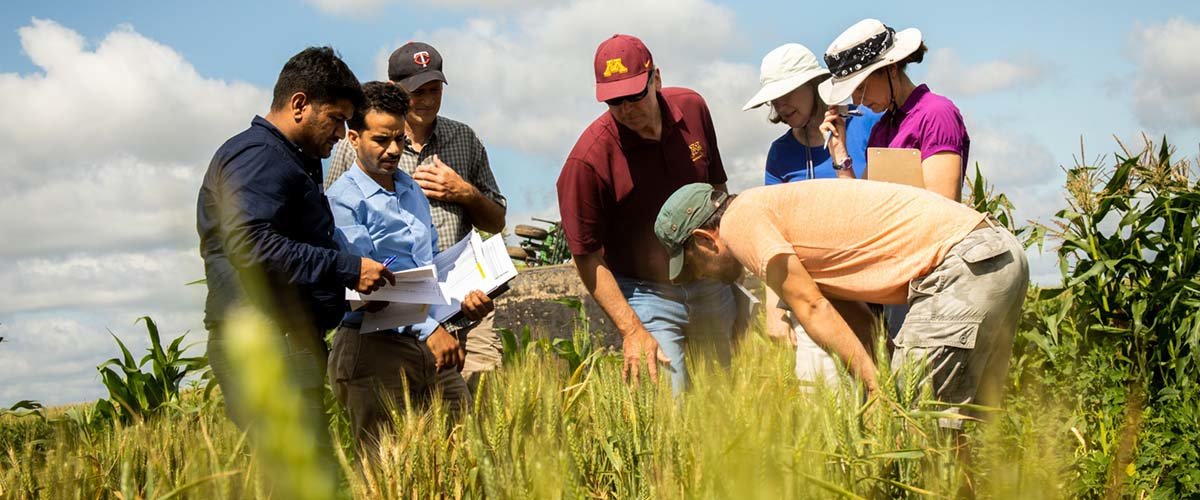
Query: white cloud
409 0 743 159
1129 17 1200 129
0 249 205 315
0 19 264 188
365 0 771 195
0 19 263 406
0 159 201 259
923 48 1044 97
967 121 1060 189
306 0 558 17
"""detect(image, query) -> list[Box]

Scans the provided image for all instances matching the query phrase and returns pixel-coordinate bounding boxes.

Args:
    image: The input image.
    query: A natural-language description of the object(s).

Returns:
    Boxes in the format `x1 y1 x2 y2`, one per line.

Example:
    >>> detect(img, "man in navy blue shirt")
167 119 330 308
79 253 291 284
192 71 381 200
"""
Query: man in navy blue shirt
196 47 394 461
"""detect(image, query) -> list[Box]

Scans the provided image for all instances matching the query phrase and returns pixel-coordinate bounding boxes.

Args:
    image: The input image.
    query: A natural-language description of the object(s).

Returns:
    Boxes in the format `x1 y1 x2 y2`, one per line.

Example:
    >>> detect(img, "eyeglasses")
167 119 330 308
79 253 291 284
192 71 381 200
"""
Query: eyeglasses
604 72 654 106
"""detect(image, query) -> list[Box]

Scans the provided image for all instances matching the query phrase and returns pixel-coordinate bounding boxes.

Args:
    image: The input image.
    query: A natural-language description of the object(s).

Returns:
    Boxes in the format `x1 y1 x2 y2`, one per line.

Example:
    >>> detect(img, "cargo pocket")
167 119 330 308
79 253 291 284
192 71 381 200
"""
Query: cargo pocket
959 231 1009 265
894 319 981 350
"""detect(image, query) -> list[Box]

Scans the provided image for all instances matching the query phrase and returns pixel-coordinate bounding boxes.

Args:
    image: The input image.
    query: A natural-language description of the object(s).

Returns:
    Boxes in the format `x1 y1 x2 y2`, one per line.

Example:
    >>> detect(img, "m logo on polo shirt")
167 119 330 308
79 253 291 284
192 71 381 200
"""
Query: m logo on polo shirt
413 51 431 67
603 58 628 78
689 141 705 163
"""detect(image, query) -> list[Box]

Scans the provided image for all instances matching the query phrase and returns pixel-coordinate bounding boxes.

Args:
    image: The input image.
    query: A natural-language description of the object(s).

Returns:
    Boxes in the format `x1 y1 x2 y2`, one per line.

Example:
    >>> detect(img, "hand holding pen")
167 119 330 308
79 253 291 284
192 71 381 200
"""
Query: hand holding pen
819 105 860 166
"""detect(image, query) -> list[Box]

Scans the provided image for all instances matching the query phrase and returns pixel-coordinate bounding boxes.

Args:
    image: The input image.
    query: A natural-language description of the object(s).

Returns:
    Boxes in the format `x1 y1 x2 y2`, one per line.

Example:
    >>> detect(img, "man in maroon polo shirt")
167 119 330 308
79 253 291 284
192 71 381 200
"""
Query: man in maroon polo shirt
556 34 734 393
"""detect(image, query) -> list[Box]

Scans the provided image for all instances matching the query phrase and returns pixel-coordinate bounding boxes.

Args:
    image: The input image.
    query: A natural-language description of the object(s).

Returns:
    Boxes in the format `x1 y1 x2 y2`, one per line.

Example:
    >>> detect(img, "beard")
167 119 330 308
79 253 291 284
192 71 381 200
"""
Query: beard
716 257 743 284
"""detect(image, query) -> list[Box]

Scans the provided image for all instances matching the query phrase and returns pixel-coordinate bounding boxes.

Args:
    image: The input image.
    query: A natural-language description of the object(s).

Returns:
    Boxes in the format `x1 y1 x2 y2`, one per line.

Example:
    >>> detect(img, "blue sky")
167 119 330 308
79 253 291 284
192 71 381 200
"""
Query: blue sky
2 0 1198 405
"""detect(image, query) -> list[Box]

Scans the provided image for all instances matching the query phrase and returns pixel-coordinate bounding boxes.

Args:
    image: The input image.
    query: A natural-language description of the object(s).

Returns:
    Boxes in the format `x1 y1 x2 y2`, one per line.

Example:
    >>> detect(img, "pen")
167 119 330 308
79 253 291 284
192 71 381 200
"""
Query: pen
381 255 397 268
823 107 864 150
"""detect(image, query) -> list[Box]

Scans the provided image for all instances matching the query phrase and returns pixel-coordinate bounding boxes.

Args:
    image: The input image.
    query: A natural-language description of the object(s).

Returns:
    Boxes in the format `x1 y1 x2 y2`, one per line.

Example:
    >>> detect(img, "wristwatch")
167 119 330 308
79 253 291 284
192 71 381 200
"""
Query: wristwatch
832 156 853 171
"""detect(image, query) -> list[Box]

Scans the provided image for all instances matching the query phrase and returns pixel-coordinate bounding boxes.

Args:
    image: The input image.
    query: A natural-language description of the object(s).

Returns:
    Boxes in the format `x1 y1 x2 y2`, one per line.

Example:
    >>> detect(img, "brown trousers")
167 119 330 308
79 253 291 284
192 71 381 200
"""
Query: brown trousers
327 326 471 450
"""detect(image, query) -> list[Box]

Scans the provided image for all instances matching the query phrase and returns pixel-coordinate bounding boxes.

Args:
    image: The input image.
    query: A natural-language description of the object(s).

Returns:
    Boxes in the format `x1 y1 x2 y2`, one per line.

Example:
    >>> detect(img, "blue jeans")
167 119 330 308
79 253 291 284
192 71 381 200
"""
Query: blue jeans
616 276 735 393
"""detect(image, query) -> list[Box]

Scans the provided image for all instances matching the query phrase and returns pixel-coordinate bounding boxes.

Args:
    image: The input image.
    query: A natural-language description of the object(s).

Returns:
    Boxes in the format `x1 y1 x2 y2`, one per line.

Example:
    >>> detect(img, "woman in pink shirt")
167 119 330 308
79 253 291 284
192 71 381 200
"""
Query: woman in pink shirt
818 19 971 202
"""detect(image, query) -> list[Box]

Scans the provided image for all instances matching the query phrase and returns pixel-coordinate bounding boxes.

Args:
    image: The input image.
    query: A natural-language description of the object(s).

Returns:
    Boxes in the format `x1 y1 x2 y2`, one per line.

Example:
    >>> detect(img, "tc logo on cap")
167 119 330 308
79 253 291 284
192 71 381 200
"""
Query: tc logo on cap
603 58 629 78
413 51 431 67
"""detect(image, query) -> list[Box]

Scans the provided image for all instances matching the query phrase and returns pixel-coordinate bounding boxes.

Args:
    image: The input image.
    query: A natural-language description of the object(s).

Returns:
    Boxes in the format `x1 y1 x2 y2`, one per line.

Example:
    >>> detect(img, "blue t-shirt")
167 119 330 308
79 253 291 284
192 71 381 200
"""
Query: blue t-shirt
764 105 881 184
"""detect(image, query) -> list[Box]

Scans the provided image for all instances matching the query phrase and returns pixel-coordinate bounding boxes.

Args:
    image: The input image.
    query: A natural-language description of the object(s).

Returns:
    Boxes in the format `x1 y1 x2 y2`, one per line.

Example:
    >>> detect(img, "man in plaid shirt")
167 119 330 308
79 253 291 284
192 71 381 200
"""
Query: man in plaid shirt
325 42 507 391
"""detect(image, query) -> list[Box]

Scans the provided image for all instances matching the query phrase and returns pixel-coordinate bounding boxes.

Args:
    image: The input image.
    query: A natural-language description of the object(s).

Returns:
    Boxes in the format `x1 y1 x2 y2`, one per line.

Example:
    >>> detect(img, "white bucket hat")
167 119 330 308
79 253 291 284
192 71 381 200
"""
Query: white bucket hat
742 43 830 111
817 19 922 105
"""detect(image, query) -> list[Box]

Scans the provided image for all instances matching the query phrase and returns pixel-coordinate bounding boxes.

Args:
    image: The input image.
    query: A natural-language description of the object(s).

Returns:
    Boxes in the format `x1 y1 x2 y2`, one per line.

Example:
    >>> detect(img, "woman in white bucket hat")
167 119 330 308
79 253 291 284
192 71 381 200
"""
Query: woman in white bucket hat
818 18 970 202
744 43 881 388
744 43 880 184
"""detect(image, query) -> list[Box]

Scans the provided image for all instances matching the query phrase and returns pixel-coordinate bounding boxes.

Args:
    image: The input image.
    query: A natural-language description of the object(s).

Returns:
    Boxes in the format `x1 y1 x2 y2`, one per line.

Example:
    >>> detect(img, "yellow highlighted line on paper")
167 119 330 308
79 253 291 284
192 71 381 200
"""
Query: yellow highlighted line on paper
475 261 486 279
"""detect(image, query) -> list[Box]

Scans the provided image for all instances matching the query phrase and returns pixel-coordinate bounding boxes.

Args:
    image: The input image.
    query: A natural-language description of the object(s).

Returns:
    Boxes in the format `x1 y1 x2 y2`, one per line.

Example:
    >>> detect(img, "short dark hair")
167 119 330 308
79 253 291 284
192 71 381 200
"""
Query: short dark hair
270 46 364 111
896 42 929 72
348 82 411 132
697 194 736 232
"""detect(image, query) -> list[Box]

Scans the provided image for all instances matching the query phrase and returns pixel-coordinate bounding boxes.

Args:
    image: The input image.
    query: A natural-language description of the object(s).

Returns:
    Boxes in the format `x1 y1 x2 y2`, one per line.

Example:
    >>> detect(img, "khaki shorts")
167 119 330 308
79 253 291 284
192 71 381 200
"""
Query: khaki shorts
453 312 503 393
891 221 1029 428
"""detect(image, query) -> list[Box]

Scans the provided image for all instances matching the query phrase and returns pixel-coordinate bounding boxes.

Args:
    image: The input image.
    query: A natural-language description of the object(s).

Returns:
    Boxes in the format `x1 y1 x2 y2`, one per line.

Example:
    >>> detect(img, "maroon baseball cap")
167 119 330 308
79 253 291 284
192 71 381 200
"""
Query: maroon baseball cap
593 34 654 102
388 42 447 92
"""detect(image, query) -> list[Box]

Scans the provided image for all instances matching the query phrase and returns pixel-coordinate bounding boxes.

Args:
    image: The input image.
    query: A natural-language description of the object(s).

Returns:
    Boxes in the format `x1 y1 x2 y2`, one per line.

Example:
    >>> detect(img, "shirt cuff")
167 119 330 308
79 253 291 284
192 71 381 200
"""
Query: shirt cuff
335 251 361 288
413 316 442 341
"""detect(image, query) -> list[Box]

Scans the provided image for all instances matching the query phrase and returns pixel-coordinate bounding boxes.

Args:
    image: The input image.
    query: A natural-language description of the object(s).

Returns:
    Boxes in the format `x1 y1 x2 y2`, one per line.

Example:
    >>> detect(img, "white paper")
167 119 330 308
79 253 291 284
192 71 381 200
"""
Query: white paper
341 231 517 331
359 302 430 333
344 264 448 305
429 232 519 323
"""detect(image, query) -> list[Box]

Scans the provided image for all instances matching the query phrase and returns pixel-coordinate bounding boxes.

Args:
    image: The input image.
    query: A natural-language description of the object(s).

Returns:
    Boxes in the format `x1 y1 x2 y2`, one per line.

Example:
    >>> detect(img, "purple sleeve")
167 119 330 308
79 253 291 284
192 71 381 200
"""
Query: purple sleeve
916 104 969 161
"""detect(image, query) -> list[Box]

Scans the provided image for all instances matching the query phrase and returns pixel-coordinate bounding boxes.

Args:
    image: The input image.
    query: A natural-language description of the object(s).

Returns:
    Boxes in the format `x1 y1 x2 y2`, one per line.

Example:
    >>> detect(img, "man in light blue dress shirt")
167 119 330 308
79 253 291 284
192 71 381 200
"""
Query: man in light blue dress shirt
325 82 493 449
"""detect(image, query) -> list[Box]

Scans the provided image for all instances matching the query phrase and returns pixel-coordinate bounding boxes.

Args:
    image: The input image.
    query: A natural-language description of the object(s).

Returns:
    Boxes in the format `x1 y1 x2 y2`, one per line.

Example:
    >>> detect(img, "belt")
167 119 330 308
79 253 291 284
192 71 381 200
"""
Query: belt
974 215 1000 231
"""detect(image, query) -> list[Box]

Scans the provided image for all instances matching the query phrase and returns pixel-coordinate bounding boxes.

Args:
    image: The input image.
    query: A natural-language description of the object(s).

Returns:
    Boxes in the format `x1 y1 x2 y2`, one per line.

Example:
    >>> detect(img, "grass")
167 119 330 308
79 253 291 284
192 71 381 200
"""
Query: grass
0 310 1077 499
8 136 1194 498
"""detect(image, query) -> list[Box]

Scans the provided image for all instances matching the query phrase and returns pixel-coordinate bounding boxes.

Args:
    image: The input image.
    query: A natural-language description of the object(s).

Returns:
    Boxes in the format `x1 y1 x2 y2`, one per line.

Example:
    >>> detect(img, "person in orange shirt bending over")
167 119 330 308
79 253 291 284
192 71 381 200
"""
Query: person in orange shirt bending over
654 181 1028 427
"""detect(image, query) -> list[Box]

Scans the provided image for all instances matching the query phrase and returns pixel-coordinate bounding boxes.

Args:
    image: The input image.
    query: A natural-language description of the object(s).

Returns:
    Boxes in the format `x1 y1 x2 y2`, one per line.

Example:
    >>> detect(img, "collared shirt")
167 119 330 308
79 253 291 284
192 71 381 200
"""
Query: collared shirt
326 164 441 338
197 116 360 331
556 87 728 283
720 180 985 305
324 116 506 251
867 84 970 172
765 105 881 184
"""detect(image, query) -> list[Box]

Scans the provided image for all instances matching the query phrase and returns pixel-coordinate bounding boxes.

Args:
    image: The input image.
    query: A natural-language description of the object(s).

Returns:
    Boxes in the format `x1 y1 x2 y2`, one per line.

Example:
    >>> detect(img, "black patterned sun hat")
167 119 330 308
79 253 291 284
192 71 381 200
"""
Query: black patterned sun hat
817 19 922 105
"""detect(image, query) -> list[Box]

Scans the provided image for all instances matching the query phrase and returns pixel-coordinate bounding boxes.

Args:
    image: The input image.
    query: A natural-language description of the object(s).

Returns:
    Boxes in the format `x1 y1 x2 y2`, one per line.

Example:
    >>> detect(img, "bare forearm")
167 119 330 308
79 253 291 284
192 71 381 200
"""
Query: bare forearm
765 255 878 389
791 297 879 389
763 287 792 341
573 253 643 337
829 298 878 360
463 188 507 233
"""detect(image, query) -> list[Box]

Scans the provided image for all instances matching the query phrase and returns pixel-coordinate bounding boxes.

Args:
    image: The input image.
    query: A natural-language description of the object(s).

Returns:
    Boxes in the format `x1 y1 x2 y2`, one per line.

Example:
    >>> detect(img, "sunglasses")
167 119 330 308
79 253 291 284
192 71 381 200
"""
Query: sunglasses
604 72 654 106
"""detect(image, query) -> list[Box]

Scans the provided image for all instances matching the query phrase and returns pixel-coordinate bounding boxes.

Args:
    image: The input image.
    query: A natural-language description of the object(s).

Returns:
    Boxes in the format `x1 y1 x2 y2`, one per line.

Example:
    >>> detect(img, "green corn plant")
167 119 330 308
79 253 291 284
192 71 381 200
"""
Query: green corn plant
967 163 1045 248
1018 137 1200 496
550 297 607 374
0 401 44 422
497 325 540 364
95 317 209 424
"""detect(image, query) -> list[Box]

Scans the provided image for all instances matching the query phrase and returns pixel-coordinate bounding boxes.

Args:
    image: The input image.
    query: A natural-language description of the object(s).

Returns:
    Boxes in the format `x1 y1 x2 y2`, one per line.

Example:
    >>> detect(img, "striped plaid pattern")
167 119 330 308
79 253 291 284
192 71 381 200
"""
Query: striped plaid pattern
325 117 506 251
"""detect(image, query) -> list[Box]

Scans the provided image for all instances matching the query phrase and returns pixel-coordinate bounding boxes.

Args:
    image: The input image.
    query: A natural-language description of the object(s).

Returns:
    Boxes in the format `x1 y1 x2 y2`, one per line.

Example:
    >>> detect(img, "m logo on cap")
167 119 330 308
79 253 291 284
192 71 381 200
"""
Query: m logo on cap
603 58 629 78
413 51 431 67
